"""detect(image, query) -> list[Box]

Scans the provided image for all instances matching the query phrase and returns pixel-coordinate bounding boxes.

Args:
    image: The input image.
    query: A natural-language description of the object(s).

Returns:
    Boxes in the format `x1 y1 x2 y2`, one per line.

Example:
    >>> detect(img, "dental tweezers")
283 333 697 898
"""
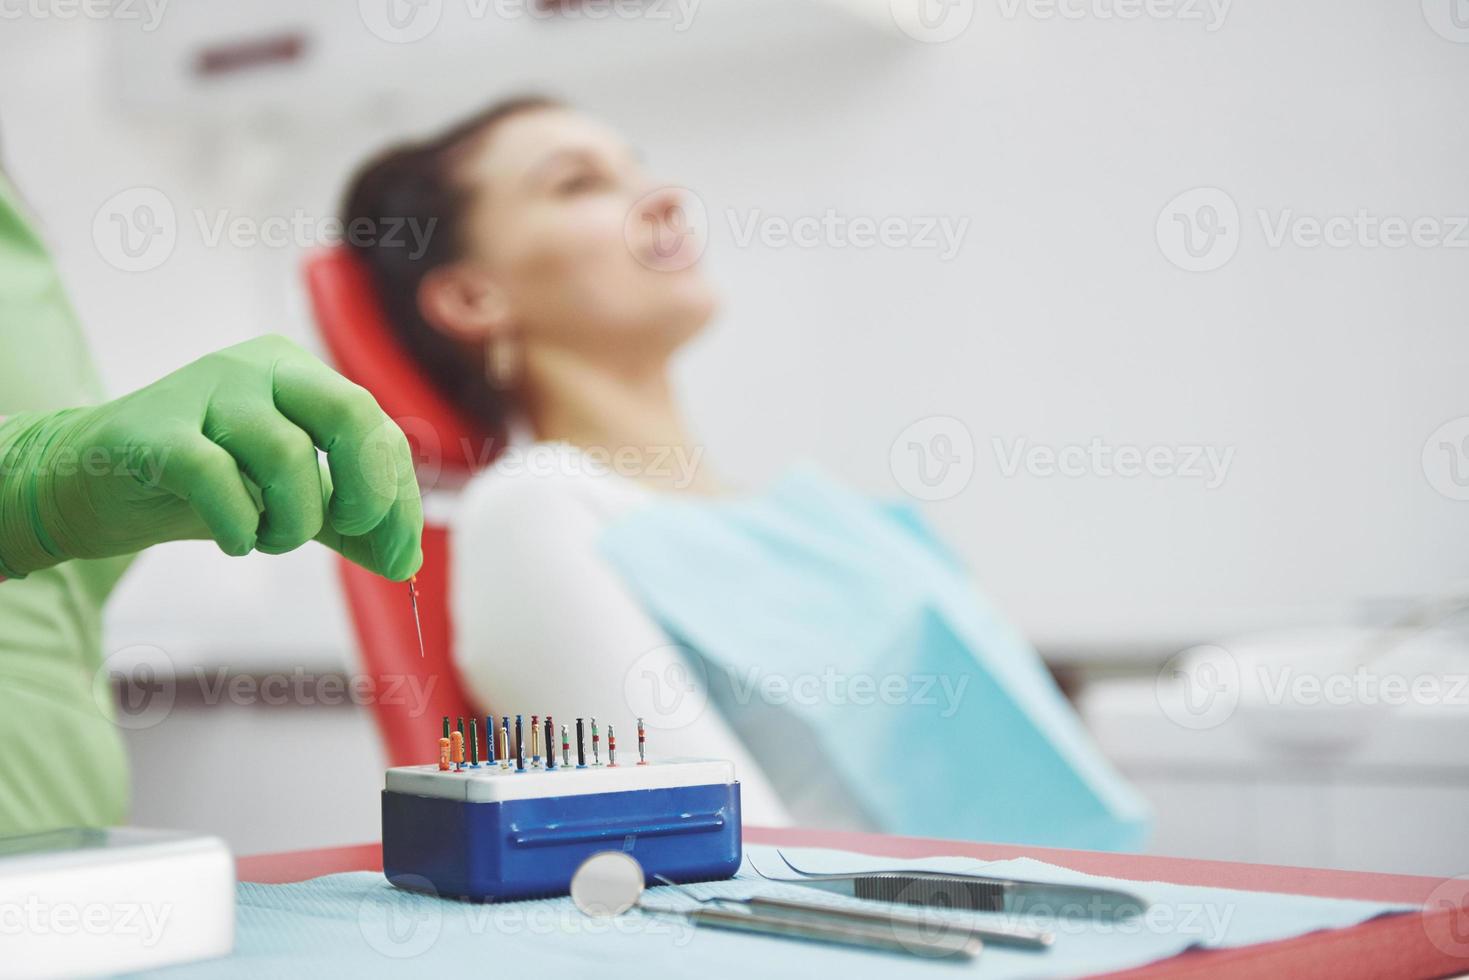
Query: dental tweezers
755 851 1149 922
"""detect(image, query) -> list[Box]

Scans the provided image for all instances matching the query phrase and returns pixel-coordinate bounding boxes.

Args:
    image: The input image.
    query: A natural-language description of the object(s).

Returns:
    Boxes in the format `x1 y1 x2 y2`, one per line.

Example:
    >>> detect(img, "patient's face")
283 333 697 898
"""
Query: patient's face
455 107 716 363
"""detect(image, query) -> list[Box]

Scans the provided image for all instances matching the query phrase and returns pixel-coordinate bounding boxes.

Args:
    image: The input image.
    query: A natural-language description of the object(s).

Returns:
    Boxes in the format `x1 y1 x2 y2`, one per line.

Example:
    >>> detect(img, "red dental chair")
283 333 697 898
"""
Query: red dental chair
304 248 501 767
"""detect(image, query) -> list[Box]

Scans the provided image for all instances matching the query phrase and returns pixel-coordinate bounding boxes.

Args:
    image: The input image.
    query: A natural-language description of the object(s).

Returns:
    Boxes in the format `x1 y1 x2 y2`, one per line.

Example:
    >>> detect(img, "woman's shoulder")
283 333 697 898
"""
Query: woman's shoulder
452 441 649 537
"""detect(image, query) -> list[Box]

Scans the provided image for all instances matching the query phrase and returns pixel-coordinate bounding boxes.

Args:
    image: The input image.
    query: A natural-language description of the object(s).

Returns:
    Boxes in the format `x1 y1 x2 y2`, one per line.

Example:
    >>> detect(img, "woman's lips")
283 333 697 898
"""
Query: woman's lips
639 224 705 271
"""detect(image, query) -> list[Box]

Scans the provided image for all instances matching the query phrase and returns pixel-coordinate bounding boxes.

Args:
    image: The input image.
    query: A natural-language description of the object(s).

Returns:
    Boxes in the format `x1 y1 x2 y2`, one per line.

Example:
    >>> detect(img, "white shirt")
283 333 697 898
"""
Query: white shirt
448 442 793 826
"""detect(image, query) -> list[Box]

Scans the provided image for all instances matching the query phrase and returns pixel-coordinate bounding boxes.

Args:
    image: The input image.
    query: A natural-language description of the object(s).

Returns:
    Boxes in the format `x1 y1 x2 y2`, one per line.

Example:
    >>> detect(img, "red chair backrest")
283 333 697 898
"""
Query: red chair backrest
336 524 470 767
303 248 494 477
303 247 498 767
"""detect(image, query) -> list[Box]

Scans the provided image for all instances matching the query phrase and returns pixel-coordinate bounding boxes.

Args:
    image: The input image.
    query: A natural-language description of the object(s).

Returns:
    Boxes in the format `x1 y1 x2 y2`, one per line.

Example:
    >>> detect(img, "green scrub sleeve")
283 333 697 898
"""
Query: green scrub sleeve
0 173 133 833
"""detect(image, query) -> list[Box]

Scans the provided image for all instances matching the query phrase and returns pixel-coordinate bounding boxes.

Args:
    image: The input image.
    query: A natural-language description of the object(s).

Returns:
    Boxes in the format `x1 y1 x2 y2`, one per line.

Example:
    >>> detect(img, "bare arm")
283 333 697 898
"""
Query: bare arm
450 467 793 824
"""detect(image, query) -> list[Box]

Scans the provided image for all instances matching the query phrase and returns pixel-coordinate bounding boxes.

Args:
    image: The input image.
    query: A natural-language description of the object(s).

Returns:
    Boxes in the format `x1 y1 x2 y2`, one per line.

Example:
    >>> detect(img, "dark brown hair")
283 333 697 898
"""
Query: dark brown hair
341 96 559 431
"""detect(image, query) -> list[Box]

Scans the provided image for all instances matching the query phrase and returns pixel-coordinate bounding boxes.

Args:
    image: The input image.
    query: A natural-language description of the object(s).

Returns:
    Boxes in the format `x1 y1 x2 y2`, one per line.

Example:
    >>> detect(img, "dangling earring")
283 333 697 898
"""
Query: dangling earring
485 336 522 391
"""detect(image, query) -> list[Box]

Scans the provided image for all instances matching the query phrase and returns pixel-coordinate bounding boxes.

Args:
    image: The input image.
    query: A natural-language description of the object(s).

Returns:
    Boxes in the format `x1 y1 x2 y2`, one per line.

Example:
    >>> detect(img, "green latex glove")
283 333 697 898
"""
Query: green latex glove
0 334 423 581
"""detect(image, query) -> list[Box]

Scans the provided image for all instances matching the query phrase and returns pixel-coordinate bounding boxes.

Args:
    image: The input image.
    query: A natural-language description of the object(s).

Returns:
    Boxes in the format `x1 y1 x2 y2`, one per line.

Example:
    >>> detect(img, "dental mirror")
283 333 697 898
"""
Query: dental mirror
567 851 985 960
570 850 646 918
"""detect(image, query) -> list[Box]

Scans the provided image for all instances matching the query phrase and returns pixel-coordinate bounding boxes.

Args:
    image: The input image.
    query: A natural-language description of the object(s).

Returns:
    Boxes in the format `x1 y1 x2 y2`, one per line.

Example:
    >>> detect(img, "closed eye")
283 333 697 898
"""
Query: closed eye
555 171 609 195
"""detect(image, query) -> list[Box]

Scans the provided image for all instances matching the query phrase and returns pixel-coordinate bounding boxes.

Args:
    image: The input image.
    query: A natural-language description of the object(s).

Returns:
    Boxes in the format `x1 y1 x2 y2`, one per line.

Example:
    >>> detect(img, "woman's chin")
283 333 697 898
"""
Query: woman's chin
671 293 718 342
643 281 718 341
630 301 717 355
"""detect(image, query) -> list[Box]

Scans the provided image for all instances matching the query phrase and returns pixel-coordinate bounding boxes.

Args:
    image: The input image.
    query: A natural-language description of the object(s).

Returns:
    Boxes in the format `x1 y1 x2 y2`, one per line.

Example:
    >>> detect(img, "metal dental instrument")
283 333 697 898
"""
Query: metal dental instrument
756 851 1148 921
407 577 426 658
671 889 1048 950
739 895 1049 949
675 902 983 959
645 874 983 960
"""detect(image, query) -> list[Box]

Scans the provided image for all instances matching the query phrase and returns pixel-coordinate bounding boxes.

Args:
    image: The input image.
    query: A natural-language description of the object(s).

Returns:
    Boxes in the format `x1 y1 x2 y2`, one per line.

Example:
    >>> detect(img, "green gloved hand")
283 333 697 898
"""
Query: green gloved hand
0 335 423 581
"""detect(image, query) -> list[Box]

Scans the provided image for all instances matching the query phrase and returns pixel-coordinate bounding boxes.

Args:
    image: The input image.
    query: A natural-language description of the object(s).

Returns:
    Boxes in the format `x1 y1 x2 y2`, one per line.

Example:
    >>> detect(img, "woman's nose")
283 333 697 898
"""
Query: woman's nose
636 184 688 229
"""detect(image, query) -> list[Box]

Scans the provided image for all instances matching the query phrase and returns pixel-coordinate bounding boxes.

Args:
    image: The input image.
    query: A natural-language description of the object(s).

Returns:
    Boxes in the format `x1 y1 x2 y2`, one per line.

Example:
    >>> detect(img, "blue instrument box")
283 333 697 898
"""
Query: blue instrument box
381 759 742 901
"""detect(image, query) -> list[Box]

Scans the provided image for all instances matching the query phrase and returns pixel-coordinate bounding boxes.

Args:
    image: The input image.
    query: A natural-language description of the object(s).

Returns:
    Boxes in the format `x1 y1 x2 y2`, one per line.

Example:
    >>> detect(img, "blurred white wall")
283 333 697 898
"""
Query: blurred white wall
1 2 1466 674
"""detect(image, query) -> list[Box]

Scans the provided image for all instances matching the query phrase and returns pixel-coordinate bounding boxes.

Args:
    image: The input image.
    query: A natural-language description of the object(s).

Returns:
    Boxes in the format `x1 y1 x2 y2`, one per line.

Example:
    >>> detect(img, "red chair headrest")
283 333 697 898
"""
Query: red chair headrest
304 247 498 477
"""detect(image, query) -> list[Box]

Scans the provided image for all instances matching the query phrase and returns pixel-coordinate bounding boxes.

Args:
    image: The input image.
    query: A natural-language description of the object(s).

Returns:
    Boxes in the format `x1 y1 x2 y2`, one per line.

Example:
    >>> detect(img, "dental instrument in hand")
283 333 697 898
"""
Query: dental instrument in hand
754 850 1148 921
407 576 426 658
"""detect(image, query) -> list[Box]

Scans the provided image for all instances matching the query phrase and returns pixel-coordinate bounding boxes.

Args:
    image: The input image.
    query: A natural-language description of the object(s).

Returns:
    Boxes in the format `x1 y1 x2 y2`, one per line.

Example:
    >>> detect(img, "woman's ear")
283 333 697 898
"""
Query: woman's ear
417 263 515 342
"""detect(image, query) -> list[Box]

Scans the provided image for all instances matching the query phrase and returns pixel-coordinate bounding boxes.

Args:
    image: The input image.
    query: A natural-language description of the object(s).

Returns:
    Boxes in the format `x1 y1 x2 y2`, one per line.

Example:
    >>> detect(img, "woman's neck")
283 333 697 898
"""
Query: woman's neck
520 349 717 494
